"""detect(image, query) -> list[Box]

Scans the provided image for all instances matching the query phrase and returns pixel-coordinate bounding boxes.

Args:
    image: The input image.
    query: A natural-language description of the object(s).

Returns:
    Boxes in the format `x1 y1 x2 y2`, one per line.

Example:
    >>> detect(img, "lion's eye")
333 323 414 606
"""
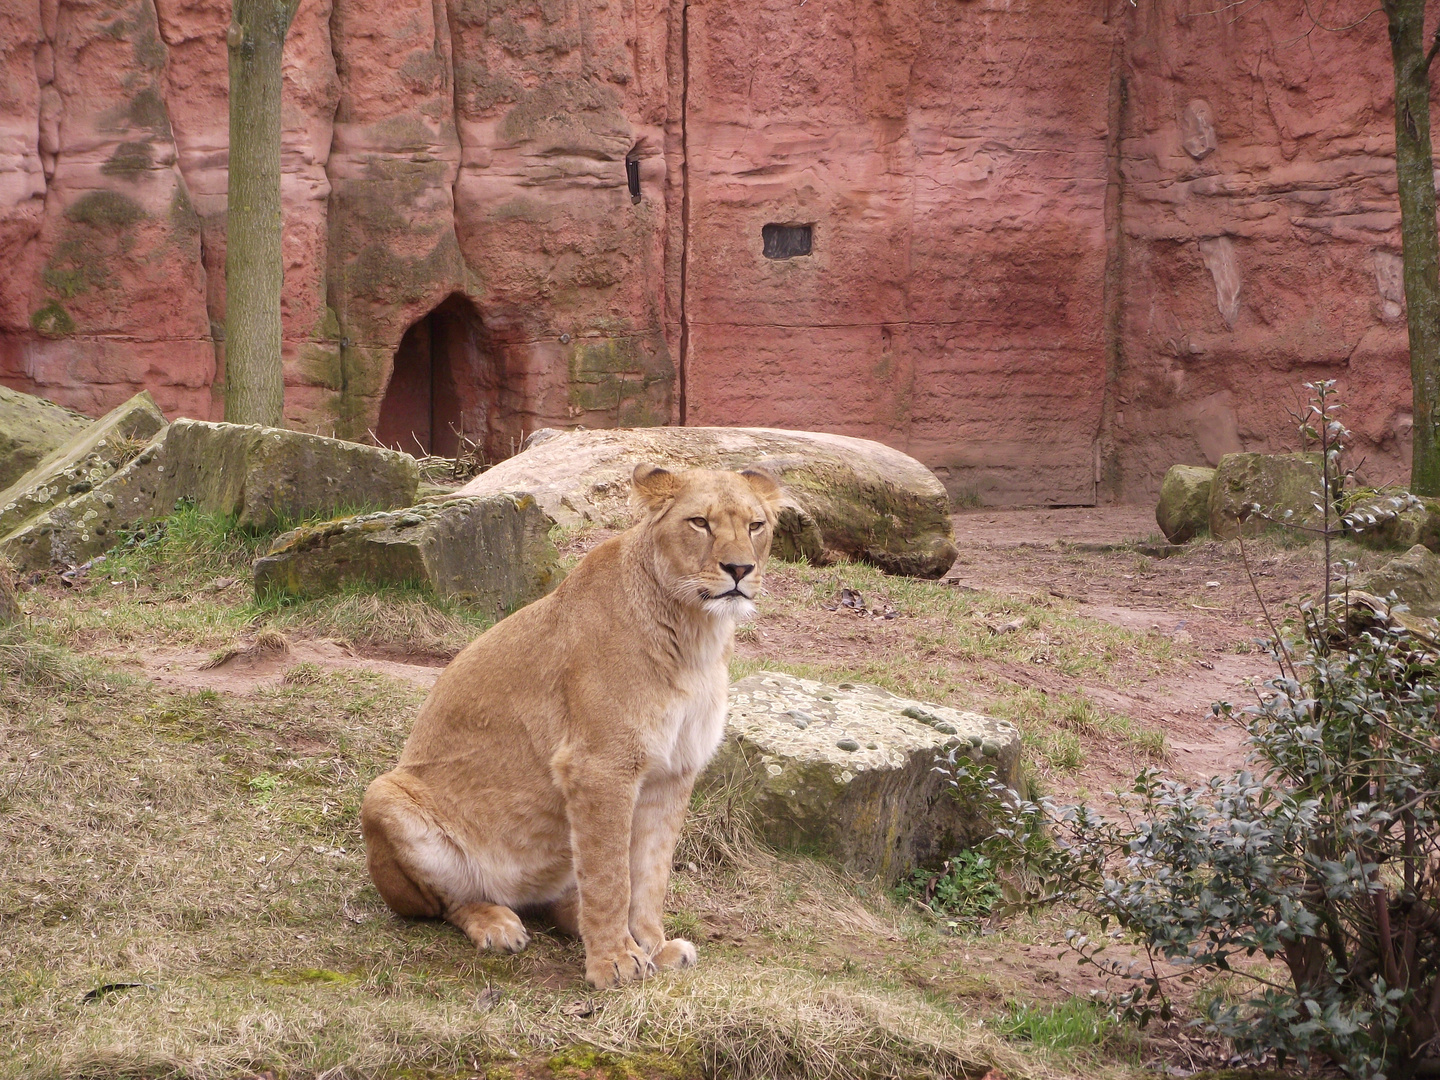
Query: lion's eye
748 520 765 533
687 517 710 532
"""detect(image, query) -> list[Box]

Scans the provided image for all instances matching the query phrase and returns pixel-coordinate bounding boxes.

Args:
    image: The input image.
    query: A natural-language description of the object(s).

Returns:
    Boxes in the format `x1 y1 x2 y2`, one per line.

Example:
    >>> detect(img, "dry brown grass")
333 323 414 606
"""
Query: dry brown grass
0 632 1152 1080
264 591 484 657
0 510 1224 1079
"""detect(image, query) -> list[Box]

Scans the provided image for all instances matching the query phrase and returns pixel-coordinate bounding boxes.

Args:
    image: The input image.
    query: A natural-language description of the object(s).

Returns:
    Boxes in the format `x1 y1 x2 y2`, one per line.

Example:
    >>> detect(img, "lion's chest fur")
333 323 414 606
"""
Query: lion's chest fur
643 617 733 782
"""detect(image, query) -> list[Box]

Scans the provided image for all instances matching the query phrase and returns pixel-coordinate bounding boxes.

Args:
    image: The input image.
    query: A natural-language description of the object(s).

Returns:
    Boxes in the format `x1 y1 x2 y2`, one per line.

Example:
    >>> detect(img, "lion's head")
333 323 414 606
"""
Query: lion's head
630 463 783 620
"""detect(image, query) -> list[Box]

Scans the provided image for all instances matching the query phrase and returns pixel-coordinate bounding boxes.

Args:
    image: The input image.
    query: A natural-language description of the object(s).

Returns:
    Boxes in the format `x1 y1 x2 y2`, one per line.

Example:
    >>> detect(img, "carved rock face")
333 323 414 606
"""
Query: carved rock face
0 1 1416 504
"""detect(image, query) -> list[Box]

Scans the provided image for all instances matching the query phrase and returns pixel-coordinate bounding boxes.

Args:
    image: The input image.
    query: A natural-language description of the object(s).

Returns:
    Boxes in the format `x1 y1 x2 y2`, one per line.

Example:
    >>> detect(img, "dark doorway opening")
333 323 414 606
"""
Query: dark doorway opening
377 294 509 460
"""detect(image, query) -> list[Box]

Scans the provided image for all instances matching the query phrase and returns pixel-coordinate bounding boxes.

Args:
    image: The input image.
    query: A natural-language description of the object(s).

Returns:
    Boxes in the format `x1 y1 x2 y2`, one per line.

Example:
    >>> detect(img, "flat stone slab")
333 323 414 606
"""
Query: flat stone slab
0 390 166 540
0 386 92 490
2 420 419 571
701 672 1020 883
457 426 958 578
253 494 561 615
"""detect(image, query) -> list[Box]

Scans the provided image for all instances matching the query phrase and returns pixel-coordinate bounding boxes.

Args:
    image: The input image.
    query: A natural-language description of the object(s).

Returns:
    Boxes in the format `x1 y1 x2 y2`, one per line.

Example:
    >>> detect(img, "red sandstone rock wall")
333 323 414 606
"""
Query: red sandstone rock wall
0 0 1417 503
1110 0 1409 500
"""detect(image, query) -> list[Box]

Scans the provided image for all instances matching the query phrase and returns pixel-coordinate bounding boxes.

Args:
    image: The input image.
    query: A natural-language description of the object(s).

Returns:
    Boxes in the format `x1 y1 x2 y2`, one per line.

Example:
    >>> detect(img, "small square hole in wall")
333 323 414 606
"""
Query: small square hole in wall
762 223 812 260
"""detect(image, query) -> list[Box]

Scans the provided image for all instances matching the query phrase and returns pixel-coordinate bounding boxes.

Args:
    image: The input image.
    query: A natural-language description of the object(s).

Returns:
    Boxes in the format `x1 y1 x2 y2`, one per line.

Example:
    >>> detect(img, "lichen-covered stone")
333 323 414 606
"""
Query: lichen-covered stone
252 494 561 614
1155 464 1214 544
0 390 166 540
1208 452 1325 541
457 426 958 578
700 672 1020 883
0 386 92 490
1353 545 1440 618
1 420 419 570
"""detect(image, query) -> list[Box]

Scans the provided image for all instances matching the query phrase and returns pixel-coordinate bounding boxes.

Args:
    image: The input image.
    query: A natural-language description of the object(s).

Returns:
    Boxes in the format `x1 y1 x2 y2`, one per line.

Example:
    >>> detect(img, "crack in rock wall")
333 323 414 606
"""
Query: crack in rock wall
0 0 1416 502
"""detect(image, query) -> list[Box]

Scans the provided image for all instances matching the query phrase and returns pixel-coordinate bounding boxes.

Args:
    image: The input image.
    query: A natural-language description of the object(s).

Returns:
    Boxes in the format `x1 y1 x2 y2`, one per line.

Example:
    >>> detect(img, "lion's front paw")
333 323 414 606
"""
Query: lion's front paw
450 903 530 954
585 936 655 989
652 938 697 971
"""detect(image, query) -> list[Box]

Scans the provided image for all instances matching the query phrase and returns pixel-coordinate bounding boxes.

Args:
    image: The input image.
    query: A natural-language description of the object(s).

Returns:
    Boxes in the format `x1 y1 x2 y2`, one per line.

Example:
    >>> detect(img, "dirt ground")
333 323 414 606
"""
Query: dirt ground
114 505 1337 800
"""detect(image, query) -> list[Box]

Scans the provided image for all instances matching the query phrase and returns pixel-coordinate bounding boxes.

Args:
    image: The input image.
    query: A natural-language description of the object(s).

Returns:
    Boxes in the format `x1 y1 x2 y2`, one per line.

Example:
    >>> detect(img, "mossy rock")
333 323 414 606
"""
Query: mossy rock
0 390 166 539
1354 545 1440 617
253 494 560 615
0 386 91 490
2 420 419 571
1155 464 1214 544
700 672 1020 883
1208 452 1324 541
1348 491 1440 553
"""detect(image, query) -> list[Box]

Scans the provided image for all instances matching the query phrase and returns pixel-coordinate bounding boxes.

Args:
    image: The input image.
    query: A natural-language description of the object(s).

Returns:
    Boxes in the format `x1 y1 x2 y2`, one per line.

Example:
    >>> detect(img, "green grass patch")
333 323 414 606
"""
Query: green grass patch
996 997 1123 1054
893 850 1001 923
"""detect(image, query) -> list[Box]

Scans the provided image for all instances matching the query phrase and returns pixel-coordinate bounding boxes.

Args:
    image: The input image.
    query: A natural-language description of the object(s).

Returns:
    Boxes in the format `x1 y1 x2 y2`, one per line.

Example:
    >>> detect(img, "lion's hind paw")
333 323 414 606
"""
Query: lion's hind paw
652 938 697 971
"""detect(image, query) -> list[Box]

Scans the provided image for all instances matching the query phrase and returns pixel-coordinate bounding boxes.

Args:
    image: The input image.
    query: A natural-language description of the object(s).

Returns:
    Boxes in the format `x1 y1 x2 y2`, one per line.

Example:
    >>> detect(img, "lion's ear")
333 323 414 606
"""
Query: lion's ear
631 463 679 511
740 467 782 507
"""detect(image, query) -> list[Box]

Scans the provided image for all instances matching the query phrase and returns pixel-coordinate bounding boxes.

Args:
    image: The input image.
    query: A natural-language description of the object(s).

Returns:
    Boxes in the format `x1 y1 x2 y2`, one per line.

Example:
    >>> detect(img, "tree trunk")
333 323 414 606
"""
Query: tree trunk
1386 0 1440 495
223 0 295 427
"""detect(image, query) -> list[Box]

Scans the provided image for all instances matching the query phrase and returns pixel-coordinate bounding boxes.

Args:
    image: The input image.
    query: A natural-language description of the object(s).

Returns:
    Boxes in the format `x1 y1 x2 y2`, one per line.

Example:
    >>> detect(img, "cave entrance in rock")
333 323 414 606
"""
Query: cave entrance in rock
376 294 505 461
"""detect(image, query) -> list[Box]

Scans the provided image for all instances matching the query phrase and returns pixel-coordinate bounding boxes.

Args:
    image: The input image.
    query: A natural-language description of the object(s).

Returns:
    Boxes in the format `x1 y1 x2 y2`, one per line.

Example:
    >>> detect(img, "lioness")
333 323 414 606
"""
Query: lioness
360 463 781 988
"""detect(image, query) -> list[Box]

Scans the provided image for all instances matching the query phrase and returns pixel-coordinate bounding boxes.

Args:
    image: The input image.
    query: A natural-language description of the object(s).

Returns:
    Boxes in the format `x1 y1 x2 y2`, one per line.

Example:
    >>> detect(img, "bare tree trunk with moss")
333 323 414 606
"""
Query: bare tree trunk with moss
223 0 298 427
1383 0 1440 495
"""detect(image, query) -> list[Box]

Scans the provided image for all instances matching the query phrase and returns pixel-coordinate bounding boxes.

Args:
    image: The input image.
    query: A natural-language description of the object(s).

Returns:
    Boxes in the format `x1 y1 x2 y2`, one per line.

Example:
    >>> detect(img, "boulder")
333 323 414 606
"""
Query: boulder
457 427 958 578
700 672 1020 883
253 495 561 614
1155 464 1215 544
1353 545 1440 617
2 421 419 571
0 386 92 490
1208 452 1325 540
1348 492 1440 553
0 391 167 540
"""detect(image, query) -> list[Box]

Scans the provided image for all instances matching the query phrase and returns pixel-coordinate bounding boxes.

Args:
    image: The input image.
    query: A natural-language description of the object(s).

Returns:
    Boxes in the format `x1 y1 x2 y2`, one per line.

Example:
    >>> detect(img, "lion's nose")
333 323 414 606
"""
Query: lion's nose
720 562 754 584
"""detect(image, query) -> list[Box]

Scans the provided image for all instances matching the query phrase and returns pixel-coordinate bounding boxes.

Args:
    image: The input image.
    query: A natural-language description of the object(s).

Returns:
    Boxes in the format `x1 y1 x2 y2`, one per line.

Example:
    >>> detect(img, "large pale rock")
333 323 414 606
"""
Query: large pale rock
1155 464 1215 544
458 427 958 578
701 672 1020 883
1353 545 1440 618
1208 453 1325 541
0 386 90 489
2 421 418 570
253 495 560 614
0 390 166 539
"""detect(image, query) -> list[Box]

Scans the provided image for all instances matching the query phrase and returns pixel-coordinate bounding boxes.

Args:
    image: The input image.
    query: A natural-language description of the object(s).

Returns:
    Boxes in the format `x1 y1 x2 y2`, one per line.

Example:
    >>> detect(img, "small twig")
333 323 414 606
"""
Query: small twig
1240 533 1297 682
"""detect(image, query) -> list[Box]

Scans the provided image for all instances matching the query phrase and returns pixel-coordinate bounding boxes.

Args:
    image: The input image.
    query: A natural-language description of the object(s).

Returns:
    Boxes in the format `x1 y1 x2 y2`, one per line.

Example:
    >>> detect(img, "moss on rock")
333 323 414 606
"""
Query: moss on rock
30 300 75 338
65 190 145 229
